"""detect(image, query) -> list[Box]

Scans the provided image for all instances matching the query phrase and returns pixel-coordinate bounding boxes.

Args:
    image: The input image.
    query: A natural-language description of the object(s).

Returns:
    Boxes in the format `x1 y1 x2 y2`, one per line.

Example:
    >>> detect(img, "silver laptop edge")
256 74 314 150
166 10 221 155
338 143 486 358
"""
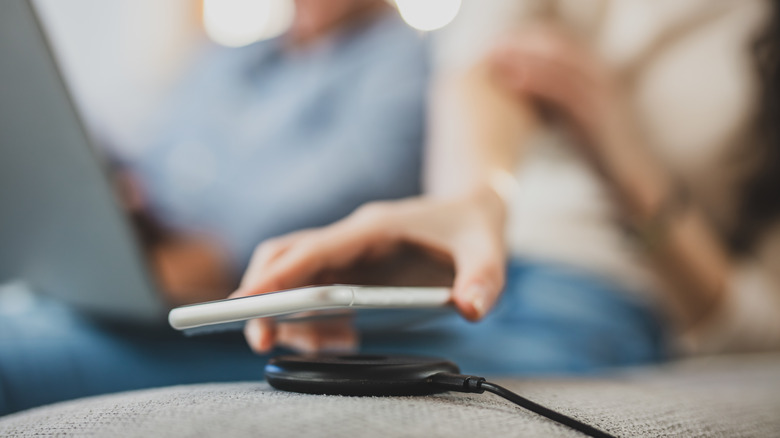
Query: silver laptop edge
0 0 165 324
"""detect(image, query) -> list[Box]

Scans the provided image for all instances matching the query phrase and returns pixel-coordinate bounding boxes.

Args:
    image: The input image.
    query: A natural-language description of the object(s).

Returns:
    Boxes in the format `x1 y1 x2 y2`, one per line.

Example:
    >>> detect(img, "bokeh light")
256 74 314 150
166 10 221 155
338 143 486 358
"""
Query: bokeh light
394 0 462 32
203 0 294 47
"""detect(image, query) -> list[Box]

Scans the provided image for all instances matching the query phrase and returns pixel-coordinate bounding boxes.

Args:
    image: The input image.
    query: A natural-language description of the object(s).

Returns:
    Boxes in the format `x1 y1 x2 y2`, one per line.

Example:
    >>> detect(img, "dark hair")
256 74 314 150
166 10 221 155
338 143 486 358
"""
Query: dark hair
731 0 780 253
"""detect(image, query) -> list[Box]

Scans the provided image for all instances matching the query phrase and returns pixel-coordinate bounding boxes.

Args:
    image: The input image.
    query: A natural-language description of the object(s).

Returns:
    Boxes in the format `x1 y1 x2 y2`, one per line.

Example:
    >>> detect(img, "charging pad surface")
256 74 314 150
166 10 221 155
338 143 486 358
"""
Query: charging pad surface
265 354 460 396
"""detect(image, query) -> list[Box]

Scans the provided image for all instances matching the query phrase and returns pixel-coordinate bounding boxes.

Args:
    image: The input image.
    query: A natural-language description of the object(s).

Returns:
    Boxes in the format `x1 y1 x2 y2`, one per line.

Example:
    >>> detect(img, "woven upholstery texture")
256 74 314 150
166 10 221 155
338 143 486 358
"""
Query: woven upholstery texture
1 354 779 437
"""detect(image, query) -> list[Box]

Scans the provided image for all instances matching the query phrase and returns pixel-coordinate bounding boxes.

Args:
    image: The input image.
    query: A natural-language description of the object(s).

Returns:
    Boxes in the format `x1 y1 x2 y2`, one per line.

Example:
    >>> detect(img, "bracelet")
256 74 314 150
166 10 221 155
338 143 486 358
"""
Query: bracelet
487 169 519 206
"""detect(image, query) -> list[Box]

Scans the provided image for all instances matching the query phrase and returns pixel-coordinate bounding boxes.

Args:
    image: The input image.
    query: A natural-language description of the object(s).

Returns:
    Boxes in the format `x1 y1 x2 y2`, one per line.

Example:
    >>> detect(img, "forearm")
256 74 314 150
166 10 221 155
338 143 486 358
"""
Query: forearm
597 121 732 327
424 61 536 200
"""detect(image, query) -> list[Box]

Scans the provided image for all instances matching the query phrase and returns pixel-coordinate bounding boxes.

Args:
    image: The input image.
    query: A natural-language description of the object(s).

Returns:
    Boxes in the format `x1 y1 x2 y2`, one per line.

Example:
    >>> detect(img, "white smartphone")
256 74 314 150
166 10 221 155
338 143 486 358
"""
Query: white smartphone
168 285 453 335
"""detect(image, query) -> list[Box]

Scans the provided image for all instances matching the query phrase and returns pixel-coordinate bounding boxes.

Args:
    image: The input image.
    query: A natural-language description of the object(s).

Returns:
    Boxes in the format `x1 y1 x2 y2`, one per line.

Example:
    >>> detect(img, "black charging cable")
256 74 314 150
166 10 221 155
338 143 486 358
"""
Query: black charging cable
429 373 617 438
265 355 618 437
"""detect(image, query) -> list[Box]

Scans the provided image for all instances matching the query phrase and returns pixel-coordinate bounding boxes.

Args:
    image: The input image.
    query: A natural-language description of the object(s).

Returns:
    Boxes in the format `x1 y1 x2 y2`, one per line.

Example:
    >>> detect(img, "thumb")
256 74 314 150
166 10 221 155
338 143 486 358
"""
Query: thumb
244 317 277 354
451 243 506 321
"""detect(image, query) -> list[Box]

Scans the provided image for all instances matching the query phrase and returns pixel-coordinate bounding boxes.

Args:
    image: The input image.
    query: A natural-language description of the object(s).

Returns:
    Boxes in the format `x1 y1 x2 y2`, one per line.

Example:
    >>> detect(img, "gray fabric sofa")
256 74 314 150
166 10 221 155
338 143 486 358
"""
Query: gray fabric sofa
1 353 779 437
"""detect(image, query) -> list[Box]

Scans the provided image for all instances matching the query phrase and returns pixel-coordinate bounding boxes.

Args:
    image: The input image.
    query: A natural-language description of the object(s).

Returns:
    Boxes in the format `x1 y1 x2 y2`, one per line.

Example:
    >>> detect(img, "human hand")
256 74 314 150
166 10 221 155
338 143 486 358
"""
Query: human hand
231 188 507 354
489 26 626 151
113 170 234 306
151 236 234 306
490 26 672 219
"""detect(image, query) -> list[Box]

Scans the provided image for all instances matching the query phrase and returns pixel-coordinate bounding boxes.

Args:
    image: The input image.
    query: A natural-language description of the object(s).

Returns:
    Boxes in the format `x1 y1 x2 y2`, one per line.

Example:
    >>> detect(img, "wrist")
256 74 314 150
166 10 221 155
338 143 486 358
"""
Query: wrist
487 169 519 208
464 172 513 232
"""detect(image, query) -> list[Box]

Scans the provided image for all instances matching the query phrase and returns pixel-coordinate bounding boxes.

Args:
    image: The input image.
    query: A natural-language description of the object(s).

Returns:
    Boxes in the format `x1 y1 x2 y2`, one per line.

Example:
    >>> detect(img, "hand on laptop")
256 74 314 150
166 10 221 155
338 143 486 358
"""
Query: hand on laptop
113 169 235 306
230 188 507 354
151 236 234 306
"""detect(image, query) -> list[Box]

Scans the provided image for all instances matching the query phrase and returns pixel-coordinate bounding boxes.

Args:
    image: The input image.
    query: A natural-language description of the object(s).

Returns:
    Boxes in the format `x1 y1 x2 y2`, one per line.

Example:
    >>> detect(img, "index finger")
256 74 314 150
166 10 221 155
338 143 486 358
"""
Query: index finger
231 221 389 299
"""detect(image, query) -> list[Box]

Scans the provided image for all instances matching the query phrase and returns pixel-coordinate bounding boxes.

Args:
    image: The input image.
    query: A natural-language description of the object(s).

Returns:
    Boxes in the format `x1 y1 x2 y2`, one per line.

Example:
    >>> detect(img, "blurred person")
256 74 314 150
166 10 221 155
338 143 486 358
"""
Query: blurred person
0 0 429 416
120 0 428 306
232 0 780 366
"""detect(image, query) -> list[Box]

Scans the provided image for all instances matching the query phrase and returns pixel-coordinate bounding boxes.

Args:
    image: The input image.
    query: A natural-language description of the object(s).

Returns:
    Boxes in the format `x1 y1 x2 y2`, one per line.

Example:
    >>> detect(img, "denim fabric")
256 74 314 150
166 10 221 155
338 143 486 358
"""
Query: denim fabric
360 260 667 375
0 260 666 416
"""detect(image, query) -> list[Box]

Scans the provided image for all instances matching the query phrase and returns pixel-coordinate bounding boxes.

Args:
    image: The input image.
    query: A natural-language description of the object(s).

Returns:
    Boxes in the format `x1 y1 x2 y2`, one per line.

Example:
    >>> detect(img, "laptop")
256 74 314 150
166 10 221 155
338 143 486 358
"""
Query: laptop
0 0 165 324
0 0 456 332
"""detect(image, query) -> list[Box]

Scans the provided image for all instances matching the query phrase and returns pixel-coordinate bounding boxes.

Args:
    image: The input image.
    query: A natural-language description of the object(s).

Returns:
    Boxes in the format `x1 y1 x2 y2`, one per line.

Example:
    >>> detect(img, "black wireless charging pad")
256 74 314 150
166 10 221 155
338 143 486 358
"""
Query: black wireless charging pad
265 354 617 438
265 354 460 396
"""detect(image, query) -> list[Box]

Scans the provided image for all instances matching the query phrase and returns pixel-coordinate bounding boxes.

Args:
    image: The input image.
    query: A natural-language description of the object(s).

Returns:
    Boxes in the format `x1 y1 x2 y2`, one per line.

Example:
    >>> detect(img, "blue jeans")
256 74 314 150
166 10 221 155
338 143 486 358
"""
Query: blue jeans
0 261 667 416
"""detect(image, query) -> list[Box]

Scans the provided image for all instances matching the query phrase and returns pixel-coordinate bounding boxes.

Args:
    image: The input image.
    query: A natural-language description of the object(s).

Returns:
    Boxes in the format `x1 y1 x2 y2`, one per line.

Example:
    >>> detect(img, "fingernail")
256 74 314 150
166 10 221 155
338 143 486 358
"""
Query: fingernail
464 284 488 318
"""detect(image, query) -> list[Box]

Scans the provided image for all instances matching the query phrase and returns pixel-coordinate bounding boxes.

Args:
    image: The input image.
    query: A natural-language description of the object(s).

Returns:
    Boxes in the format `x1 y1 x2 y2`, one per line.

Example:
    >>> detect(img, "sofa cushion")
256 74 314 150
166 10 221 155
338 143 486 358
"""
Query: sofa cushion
1 353 779 437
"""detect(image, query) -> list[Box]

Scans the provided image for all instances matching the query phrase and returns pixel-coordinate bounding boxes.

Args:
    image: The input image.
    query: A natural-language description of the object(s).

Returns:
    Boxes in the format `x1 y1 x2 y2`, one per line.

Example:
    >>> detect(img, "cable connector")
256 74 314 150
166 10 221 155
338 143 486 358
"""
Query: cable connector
428 372 486 394
428 373 617 438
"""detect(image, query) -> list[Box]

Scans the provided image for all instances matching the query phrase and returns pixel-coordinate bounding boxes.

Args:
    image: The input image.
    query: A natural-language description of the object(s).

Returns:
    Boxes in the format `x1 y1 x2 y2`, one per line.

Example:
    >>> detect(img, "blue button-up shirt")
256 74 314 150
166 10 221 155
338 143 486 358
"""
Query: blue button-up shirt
126 12 429 270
